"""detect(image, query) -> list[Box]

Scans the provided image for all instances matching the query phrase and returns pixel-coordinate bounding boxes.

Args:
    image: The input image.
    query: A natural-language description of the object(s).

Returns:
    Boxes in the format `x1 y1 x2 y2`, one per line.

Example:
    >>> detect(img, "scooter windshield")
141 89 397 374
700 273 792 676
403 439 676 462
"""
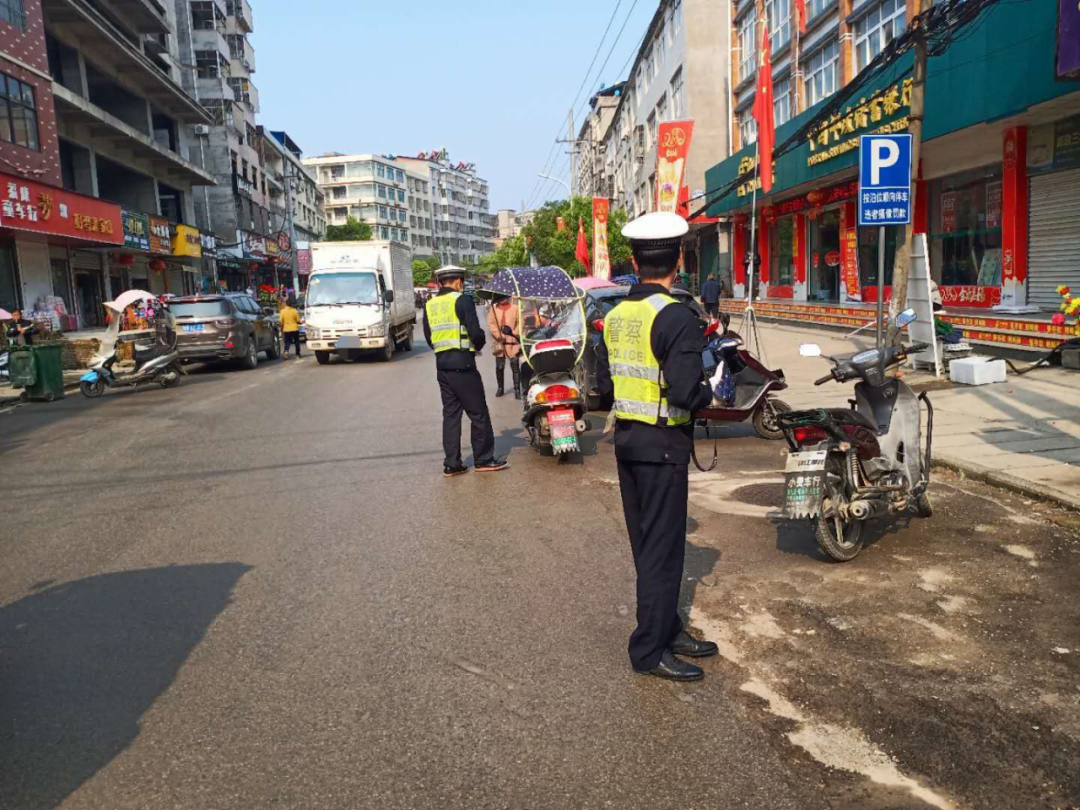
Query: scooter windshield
519 298 586 365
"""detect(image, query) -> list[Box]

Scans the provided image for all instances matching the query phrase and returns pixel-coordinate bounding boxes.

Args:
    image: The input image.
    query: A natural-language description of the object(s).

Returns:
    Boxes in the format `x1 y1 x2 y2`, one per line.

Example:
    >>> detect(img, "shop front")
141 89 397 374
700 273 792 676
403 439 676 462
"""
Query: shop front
0 171 123 332
706 0 1080 341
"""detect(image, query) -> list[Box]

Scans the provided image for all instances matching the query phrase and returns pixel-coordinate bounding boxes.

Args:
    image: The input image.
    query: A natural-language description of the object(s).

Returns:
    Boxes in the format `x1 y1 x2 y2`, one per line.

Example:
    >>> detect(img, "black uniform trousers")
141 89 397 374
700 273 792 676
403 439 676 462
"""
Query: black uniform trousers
617 458 688 670
437 367 495 468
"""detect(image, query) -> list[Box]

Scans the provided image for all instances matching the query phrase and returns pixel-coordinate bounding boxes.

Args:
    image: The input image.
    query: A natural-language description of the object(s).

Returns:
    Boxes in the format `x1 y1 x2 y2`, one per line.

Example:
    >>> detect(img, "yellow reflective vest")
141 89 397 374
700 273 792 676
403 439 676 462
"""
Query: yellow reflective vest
426 292 474 353
604 293 691 426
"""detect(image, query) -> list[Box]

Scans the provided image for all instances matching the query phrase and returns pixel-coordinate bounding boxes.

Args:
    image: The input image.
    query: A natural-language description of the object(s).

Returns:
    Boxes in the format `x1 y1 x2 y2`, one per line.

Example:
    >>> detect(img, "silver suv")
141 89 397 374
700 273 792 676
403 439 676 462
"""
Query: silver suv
170 294 281 369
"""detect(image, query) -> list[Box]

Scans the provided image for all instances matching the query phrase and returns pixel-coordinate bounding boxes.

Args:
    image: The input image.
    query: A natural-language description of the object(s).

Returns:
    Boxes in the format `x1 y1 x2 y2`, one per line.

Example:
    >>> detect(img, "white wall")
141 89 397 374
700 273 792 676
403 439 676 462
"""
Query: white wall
17 239 52 311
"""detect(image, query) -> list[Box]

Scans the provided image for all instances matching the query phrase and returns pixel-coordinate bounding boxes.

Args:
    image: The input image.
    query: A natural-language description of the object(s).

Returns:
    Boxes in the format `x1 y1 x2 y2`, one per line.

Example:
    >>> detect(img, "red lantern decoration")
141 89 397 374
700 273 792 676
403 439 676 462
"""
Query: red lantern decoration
807 189 826 206
115 253 135 266
148 259 167 273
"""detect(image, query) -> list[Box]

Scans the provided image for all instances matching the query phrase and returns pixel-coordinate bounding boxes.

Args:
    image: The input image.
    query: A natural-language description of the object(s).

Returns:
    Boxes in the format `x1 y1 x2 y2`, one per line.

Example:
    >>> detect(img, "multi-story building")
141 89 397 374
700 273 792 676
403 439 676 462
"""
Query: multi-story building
704 0 1080 352
394 154 494 267
405 169 434 260
493 208 535 248
264 130 324 246
599 0 732 284
573 83 624 199
302 153 414 247
0 0 219 327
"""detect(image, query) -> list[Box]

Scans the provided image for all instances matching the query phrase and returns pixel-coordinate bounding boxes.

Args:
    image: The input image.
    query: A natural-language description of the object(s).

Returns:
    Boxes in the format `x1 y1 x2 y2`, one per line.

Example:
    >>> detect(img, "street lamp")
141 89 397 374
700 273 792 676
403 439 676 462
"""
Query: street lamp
538 173 571 200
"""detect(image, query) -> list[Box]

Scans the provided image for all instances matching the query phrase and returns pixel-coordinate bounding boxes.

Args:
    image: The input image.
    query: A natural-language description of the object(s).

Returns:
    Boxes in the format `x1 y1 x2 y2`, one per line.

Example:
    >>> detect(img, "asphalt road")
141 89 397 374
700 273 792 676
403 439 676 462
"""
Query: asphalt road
1 326 1077 809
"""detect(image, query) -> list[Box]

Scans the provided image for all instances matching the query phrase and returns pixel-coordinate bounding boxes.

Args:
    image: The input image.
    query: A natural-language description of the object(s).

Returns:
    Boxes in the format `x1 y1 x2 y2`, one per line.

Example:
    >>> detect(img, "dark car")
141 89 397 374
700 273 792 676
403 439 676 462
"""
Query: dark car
170 293 281 369
582 285 706 408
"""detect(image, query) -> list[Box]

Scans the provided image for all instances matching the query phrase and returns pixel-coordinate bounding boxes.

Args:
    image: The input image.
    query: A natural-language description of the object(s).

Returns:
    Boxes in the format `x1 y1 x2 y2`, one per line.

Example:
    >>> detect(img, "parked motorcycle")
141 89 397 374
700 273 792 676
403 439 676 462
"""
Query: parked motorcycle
775 309 933 562
479 267 589 457
80 290 185 398
696 313 791 440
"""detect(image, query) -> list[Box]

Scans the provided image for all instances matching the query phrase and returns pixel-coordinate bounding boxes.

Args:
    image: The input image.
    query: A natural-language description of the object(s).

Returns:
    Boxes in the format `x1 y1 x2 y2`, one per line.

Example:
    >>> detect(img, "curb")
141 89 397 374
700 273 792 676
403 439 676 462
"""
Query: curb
933 454 1080 513
0 378 83 407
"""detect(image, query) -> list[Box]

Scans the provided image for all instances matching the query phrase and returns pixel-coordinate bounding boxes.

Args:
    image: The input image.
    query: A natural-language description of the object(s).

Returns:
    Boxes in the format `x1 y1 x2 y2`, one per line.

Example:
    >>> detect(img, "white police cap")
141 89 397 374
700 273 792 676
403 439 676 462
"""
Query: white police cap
620 212 689 248
434 264 467 282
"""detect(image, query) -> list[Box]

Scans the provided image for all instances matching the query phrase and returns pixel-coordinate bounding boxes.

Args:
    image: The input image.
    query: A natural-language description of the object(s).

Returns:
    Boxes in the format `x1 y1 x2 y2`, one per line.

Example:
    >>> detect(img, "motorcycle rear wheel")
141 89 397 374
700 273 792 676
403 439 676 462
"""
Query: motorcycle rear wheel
814 512 865 562
753 398 791 441
80 379 105 398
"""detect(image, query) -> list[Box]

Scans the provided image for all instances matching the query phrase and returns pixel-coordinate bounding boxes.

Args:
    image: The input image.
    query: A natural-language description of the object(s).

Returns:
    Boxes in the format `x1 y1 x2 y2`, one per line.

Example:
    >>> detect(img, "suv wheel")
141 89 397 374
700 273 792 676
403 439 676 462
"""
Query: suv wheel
242 335 259 369
265 330 281 360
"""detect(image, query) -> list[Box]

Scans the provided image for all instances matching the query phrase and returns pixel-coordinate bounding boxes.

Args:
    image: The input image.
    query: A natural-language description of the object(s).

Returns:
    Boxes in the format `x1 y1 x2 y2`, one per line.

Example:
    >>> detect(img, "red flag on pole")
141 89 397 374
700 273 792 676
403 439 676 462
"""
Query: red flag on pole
575 217 591 273
794 0 806 33
752 13 775 193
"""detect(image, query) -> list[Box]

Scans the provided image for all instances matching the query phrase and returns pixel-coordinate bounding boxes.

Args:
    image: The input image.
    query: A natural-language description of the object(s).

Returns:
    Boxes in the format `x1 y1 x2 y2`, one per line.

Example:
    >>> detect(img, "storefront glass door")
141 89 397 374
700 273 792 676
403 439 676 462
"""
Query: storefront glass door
0 244 17 312
809 209 841 302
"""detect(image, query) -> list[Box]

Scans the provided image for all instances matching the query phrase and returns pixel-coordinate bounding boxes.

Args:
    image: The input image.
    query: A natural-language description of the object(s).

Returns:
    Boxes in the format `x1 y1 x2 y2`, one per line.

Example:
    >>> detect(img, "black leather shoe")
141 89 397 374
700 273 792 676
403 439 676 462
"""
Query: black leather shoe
633 650 704 682
443 464 469 478
475 457 509 473
495 387 505 397
670 630 719 659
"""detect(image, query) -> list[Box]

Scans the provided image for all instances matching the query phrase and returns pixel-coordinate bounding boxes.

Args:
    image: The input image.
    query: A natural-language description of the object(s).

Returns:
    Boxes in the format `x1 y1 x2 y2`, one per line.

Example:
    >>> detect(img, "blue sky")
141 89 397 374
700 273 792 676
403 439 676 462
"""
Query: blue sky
255 0 656 212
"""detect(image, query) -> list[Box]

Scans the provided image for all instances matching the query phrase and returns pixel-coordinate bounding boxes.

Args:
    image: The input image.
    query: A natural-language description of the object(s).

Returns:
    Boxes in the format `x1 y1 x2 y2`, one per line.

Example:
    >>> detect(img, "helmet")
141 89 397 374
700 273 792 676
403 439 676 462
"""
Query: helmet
433 265 467 284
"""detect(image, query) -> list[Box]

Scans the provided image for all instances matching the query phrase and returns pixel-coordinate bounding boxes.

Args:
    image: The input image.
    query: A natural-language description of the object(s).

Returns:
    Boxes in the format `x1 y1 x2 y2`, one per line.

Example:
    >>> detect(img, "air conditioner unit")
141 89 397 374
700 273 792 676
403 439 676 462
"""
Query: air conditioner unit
194 124 211 136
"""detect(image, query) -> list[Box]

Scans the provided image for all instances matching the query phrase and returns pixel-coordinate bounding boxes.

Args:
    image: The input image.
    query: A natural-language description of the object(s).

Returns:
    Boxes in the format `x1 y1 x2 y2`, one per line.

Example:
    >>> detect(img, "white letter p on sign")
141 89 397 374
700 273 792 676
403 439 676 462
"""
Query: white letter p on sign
870 139 900 185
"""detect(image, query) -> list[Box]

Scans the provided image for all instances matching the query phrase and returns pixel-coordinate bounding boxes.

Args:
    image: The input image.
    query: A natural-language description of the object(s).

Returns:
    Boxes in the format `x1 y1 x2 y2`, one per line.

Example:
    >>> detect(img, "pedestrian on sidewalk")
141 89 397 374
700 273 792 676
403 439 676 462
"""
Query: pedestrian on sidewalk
280 297 302 359
487 294 521 399
701 273 721 317
5 310 35 345
596 212 721 683
423 265 508 478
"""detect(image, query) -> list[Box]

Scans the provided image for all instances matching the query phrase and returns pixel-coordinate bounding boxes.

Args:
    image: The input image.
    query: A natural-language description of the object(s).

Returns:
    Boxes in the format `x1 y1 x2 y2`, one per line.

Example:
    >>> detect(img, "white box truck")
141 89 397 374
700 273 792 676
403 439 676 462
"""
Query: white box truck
305 240 417 364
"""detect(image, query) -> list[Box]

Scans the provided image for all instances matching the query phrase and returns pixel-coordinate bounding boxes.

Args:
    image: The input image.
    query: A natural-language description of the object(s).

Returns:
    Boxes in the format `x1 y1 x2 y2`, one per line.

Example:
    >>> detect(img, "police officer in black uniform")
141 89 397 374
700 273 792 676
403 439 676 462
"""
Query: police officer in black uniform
423 265 509 478
596 212 724 681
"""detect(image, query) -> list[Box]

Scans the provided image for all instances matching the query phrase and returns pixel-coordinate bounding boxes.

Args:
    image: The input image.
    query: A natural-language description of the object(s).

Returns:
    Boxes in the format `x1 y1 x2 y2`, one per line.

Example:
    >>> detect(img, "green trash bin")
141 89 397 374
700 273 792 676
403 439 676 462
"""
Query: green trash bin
27 342 65 401
8 345 35 389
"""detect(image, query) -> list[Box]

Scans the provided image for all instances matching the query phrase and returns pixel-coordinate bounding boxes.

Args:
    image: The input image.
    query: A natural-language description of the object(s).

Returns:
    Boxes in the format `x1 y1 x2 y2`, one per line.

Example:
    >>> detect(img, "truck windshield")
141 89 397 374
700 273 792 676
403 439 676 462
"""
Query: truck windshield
307 273 379 306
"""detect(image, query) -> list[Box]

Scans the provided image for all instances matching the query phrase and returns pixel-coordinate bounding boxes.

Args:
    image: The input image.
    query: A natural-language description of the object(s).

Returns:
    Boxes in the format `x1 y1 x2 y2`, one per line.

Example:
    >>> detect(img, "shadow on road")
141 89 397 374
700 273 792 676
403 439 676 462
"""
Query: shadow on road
0 563 251 810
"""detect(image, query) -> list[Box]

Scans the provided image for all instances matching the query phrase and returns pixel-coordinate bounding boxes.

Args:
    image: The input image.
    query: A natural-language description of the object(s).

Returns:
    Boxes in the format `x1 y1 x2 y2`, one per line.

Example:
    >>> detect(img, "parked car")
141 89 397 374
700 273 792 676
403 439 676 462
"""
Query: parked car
169 293 281 369
581 285 707 409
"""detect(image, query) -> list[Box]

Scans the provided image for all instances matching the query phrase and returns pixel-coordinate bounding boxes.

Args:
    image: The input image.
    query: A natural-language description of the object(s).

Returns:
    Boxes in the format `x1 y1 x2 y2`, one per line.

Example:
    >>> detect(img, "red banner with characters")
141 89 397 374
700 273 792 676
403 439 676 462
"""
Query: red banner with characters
840 202 860 299
940 285 1001 308
592 197 611 280
0 173 122 244
656 120 694 213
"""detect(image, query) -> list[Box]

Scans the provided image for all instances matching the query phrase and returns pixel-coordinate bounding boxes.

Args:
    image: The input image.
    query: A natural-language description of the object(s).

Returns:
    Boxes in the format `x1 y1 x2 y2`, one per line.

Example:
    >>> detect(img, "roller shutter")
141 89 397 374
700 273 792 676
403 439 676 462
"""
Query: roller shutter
1028 169 1080 310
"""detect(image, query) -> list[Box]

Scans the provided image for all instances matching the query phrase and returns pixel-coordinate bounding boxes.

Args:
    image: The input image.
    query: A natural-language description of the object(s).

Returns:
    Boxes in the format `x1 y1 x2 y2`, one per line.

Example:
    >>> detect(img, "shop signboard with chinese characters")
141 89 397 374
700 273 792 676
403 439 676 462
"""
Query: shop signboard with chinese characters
1058 0 1080 79
148 216 172 253
0 173 122 244
172 224 202 259
122 210 150 251
200 231 217 258
592 197 611 280
656 120 694 213
244 233 267 259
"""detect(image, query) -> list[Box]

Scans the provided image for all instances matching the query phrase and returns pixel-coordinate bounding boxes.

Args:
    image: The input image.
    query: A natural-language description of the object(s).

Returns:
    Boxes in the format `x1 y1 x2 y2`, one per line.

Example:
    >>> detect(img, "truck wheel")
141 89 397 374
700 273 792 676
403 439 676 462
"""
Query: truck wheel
402 327 413 352
315 351 330 365
380 338 393 362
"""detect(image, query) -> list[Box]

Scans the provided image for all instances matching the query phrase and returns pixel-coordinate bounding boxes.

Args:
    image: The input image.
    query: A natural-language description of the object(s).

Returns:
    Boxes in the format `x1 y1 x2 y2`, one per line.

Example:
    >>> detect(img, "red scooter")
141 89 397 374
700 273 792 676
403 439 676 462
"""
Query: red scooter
695 314 791 440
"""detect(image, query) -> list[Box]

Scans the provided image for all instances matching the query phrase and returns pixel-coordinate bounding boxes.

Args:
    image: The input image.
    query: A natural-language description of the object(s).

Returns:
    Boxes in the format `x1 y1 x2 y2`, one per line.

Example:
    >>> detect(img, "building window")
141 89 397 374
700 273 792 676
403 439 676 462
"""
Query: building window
378 204 388 218
655 24 666 66
766 0 791 53
376 164 385 178
656 93 668 123
670 68 685 119
330 165 345 179
773 77 792 126
929 164 1004 287
738 111 757 148
396 169 404 182
0 0 27 31
380 226 389 239
647 111 657 149
195 50 227 79
804 40 839 108
397 189 405 202
854 0 906 74
806 0 831 23
332 186 346 199
738 12 757 84
670 0 682 38
377 184 386 199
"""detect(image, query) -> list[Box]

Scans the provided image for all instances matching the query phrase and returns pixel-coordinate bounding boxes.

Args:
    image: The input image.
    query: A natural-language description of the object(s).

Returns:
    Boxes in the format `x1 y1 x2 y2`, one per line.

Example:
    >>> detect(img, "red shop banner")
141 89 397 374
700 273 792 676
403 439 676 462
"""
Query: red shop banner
940 285 1001 309
656 120 694 213
0 173 122 245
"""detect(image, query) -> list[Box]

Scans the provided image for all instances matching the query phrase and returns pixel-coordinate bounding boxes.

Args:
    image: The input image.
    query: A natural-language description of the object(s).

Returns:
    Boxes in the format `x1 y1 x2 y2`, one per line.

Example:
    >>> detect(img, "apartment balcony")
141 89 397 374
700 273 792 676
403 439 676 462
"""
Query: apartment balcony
225 0 252 33
193 28 230 64
43 0 211 123
227 77 259 112
228 35 255 74
52 83 216 185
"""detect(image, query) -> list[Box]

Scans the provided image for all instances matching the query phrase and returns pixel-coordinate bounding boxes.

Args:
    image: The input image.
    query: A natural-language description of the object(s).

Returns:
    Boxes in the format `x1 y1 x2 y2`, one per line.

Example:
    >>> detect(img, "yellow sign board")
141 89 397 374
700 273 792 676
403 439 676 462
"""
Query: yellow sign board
172 224 202 258
806 78 913 168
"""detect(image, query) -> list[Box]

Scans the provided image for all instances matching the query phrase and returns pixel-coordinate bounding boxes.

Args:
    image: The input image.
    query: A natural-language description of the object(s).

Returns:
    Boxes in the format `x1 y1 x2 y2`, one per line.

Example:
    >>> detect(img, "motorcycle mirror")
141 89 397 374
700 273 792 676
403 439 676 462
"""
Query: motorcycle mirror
799 343 823 357
703 320 720 337
895 308 918 328
591 319 605 333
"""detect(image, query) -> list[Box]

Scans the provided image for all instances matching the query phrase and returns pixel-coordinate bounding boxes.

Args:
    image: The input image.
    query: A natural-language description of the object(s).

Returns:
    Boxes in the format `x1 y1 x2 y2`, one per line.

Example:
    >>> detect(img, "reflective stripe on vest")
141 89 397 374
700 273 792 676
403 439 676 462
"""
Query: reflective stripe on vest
603 293 691 426
426 292 474 353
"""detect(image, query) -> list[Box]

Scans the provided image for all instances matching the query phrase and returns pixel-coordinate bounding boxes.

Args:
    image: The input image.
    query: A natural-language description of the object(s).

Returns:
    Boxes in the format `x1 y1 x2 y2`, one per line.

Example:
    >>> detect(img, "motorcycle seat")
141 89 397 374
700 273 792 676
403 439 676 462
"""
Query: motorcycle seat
827 408 878 432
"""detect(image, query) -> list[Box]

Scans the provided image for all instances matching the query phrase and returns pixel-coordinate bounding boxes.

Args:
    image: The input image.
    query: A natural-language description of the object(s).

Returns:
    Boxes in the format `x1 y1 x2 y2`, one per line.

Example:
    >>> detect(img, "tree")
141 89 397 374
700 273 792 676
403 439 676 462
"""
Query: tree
474 234 530 277
519 196 633 277
324 216 373 242
412 256 440 286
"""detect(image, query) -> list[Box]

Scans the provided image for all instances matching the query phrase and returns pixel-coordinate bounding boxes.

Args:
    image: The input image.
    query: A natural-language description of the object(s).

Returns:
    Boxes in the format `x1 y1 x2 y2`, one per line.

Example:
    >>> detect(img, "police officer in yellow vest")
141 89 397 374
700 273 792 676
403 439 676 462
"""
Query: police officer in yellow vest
423 265 508 477
596 212 722 682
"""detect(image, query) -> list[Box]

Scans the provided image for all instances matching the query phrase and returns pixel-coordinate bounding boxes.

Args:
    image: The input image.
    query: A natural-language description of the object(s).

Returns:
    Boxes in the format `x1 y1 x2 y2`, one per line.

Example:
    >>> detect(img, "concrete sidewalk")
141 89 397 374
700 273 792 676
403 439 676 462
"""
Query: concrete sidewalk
747 319 1080 510
0 369 88 405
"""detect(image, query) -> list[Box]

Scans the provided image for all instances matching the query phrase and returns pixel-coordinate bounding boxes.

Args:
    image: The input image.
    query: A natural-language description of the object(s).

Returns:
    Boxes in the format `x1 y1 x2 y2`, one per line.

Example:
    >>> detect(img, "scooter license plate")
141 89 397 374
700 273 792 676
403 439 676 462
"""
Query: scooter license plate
783 450 828 519
548 408 578 453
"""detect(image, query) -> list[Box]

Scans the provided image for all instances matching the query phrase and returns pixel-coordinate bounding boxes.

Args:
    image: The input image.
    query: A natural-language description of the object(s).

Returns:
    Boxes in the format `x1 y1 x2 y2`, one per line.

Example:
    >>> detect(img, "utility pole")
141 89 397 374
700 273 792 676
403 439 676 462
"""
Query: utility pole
283 169 301 296
568 109 576 200
888 8 928 328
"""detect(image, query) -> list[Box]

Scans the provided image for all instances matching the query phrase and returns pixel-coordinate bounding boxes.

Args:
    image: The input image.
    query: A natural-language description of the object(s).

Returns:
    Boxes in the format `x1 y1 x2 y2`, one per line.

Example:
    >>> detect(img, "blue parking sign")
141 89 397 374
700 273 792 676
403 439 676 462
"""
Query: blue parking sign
858 134 912 226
